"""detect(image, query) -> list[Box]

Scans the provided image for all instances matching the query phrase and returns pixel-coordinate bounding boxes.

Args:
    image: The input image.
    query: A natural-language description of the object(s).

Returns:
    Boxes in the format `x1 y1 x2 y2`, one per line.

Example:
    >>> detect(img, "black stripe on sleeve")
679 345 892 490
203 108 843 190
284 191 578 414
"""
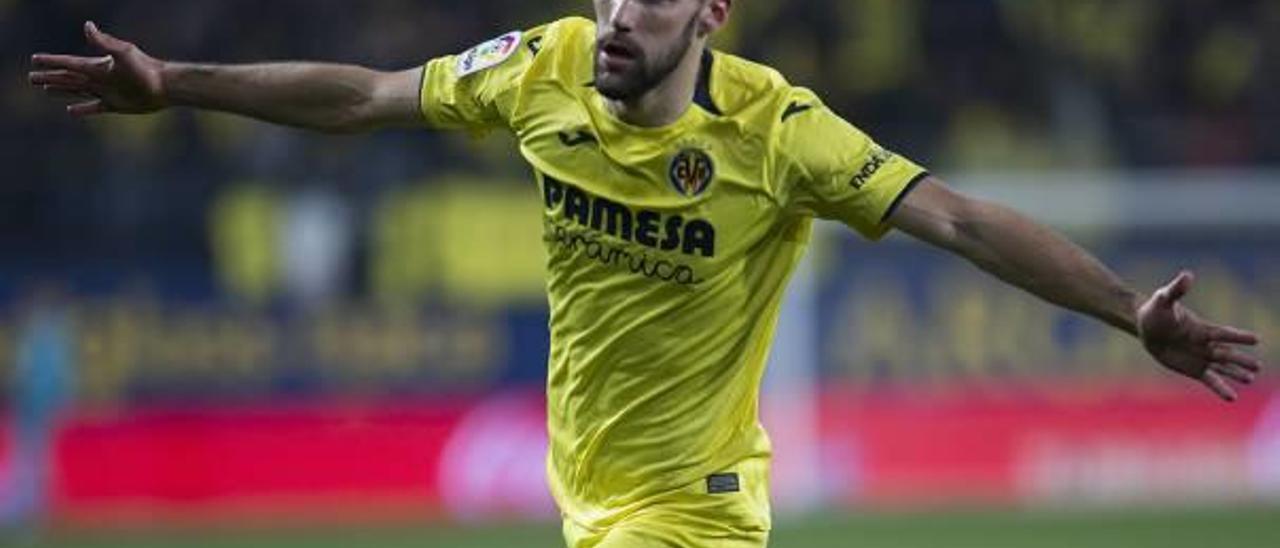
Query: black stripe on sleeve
880 172 932 223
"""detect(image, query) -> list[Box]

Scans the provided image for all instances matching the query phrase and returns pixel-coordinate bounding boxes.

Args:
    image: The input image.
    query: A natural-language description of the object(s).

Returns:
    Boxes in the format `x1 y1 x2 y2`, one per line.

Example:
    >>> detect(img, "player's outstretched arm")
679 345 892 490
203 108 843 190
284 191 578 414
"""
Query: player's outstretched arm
887 176 1264 401
29 21 423 133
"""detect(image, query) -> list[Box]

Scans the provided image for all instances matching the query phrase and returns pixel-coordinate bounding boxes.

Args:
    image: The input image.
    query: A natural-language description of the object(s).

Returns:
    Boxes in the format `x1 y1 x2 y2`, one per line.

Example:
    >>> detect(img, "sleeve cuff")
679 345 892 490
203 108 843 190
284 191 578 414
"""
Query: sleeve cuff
880 171 931 224
859 169 930 241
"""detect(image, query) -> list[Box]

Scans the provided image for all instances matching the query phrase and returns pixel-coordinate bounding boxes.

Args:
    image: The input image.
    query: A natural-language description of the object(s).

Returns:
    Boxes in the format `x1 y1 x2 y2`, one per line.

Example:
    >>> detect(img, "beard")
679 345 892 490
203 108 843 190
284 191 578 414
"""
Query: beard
594 14 700 101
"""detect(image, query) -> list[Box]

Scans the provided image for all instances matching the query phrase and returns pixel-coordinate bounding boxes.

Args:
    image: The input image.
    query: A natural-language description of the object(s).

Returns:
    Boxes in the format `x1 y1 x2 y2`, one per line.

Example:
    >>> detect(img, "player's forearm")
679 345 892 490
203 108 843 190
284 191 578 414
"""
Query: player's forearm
161 62 400 133
950 200 1143 336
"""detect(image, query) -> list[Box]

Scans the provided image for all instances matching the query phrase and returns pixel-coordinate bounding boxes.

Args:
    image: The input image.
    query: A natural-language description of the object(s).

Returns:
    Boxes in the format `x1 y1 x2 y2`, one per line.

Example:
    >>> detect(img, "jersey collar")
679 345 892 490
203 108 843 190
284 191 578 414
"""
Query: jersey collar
692 49 722 116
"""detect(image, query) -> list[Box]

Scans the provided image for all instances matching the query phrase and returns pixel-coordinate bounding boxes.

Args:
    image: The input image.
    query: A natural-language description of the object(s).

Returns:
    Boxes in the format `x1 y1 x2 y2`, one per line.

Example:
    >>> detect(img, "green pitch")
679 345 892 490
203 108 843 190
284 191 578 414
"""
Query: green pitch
10 505 1279 548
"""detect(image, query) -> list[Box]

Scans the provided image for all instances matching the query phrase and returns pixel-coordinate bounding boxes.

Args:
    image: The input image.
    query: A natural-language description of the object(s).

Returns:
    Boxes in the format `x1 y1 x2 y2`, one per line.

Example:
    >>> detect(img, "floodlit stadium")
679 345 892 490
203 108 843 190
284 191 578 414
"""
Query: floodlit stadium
5 1 1280 546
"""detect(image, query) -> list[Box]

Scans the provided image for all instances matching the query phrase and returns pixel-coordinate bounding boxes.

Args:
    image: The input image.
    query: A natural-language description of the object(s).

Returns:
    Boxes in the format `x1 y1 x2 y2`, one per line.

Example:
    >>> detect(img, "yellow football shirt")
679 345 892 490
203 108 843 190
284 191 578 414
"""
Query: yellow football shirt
420 17 928 530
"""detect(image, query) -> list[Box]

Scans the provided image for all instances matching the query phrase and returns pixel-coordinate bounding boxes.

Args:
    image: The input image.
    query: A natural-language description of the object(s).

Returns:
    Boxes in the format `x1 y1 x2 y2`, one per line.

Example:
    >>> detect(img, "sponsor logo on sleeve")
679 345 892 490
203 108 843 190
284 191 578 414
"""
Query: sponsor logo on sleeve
455 31 523 77
850 148 895 189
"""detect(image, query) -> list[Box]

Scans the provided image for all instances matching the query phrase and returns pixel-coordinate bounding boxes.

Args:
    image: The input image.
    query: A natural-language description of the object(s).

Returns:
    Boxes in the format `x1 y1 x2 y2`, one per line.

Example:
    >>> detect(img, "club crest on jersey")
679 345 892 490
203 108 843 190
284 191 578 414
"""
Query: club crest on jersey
668 148 715 197
456 30 522 77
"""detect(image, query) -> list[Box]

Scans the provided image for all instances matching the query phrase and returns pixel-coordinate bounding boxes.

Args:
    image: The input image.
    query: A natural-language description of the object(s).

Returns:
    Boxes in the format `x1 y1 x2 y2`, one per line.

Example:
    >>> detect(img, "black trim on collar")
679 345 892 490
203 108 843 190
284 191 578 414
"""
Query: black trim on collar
693 49 722 116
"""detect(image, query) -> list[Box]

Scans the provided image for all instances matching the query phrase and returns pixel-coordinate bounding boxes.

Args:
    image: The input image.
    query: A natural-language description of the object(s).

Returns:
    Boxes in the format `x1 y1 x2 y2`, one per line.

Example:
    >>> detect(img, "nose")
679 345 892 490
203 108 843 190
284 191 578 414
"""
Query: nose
609 0 639 33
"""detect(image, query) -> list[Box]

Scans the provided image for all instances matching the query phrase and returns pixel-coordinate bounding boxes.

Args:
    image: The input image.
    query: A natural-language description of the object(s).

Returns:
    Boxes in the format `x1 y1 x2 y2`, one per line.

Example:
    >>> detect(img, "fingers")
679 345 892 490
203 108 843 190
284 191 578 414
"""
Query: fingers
1209 362 1257 385
29 21 130 75
1200 370 1237 402
67 99 106 117
30 69 104 103
1202 350 1263 402
30 69 91 87
1207 324 1260 346
32 53 97 71
31 53 112 77
84 21 133 55
1211 345 1263 372
1155 270 1195 307
39 84 94 100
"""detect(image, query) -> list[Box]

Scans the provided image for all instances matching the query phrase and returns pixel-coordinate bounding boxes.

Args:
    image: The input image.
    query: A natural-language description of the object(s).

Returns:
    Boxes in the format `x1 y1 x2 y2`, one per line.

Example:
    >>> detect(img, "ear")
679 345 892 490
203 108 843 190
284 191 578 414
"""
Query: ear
698 0 731 37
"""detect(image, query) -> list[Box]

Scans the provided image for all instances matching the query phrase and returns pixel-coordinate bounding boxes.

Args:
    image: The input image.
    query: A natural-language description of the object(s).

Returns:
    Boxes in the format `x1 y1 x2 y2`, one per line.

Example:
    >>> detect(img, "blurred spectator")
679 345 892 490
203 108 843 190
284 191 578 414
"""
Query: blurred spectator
6 0 1280 301
210 184 282 304
280 185 354 307
1 285 75 528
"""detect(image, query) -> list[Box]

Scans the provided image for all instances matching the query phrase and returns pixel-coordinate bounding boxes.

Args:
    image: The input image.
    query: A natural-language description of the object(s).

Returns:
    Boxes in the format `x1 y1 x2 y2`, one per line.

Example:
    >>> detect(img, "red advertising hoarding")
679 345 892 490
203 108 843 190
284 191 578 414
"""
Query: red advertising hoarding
3 384 1276 525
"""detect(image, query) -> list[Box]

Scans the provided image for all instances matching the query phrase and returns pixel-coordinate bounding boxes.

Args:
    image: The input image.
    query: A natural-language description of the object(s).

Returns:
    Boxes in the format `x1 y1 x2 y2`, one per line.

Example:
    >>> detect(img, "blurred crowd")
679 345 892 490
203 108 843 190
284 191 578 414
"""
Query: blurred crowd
2 0 1279 300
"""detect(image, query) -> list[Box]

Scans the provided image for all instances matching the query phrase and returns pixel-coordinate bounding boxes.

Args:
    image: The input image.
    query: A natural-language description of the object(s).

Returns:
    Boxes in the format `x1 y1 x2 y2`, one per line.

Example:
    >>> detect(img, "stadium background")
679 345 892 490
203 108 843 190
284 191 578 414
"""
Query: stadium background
3 0 1280 546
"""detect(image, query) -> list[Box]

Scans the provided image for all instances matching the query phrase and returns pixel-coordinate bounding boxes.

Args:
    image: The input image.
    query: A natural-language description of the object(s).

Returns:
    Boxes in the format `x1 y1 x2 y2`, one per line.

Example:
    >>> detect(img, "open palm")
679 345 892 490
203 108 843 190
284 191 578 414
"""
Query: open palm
29 21 166 116
1138 271 1263 401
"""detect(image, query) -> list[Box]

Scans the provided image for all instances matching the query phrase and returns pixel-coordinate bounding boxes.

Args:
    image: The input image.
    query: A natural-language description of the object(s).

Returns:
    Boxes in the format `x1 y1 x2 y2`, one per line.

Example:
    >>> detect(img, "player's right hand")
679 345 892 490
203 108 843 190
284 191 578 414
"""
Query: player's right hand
29 21 167 117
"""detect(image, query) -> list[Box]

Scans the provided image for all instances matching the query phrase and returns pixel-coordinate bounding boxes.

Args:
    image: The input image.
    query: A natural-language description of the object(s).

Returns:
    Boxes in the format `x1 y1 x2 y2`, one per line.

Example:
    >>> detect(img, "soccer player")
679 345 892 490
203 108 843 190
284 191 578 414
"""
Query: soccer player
30 2 1265 546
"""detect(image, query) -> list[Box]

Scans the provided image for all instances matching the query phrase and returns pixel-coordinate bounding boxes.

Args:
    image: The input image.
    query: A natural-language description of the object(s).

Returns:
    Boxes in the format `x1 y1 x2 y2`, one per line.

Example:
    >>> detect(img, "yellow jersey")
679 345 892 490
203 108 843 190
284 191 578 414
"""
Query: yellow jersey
420 17 927 530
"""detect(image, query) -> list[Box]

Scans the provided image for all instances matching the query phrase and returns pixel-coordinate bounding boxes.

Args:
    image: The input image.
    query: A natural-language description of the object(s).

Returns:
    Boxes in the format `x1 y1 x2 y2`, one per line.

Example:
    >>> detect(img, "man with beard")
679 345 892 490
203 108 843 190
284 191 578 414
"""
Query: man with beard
30 1 1264 546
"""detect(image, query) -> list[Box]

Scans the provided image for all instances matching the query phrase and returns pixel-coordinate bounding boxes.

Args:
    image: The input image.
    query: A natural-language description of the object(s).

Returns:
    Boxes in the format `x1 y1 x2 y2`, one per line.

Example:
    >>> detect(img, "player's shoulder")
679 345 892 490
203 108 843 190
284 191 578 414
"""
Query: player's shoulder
504 17 594 85
541 15 596 36
707 51 826 136
707 50 789 108
527 16 595 49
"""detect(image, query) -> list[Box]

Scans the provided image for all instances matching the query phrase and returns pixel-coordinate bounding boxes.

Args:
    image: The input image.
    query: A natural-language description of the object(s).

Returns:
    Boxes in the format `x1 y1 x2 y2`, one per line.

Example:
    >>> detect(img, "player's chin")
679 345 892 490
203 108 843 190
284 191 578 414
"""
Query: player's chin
594 74 642 101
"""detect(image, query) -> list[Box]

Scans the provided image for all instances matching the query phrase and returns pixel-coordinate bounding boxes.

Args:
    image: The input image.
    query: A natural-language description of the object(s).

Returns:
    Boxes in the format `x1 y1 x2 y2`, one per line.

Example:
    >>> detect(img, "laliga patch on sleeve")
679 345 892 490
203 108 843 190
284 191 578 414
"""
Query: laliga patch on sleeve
455 31 523 77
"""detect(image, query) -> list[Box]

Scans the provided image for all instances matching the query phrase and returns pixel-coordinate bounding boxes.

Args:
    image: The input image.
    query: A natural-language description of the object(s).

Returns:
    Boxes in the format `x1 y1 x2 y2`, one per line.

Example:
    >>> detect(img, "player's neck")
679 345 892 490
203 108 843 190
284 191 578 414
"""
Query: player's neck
605 44 704 128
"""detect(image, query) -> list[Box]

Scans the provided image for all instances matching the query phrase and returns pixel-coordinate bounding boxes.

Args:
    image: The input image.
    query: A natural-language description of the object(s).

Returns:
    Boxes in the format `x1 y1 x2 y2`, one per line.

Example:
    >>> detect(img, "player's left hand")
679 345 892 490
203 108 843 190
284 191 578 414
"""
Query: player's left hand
1137 270 1264 401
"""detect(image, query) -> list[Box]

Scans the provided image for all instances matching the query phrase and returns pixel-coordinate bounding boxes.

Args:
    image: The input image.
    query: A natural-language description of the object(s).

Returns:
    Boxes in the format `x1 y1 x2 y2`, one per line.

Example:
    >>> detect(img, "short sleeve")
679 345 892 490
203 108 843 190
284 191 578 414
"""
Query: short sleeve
778 91 929 240
419 25 545 133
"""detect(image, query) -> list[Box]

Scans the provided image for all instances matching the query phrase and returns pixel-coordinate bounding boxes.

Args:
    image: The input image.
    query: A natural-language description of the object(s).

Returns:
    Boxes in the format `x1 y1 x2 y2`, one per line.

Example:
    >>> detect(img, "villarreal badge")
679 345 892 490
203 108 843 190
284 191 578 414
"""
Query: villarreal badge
668 148 715 197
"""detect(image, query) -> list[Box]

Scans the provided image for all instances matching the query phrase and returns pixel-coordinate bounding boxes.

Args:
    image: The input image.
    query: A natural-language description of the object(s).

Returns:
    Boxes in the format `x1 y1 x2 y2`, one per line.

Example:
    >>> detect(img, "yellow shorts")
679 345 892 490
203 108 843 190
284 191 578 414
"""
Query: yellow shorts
561 458 771 548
